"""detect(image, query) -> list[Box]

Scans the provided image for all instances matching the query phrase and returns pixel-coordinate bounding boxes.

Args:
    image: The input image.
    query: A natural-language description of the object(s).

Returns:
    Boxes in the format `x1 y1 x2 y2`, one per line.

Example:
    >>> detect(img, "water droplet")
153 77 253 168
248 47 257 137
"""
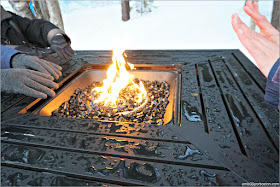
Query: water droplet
188 174 199 181
96 160 161 183
199 170 218 185
182 101 202 122
131 143 171 158
175 146 202 160
191 157 202 161
219 144 230 148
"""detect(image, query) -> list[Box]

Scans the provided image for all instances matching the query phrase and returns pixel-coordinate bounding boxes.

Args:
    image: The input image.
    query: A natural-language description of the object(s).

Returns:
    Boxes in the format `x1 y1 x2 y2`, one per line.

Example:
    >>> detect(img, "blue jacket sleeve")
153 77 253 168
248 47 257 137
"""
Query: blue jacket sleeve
264 58 279 109
272 66 279 84
1 45 21 69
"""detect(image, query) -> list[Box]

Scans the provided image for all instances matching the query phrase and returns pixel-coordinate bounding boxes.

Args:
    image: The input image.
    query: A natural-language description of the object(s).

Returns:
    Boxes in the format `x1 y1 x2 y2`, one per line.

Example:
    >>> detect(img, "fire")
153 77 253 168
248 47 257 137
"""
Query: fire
92 49 147 107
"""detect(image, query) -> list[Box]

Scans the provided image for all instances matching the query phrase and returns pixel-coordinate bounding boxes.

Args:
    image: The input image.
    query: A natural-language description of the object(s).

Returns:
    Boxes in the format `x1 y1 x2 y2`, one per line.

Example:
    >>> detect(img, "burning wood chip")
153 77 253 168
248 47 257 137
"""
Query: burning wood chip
52 79 170 125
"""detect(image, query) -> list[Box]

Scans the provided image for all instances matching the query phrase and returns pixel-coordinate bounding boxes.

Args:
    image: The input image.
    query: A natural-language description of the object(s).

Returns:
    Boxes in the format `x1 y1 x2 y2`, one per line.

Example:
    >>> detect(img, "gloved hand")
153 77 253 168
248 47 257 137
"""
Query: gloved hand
50 34 74 60
11 54 62 80
41 52 60 65
14 45 60 65
1 69 59 99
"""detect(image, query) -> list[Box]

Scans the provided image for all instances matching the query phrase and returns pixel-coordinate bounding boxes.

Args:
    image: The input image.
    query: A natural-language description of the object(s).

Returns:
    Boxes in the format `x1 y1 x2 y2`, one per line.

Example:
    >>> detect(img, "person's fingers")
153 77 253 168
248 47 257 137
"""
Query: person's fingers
244 5 279 39
235 28 261 62
39 61 60 80
28 70 55 81
39 58 62 72
47 62 62 76
25 78 56 97
59 49 69 60
59 49 67 60
232 13 279 77
231 13 240 32
21 85 48 99
232 14 274 72
245 5 280 45
35 59 61 80
244 6 271 30
246 0 253 9
232 14 246 39
234 13 263 39
47 62 62 77
66 45 74 55
62 50 71 61
28 73 59 89
61 47 71 60
232 14 252 43
252 1 258 10
43 55 61 65
231 14 261 57
48 61 62 71
54 48 66 60
65 47 74 57
232 14 256 37
64 47 74 59
25 58 51 76
232 13 269 46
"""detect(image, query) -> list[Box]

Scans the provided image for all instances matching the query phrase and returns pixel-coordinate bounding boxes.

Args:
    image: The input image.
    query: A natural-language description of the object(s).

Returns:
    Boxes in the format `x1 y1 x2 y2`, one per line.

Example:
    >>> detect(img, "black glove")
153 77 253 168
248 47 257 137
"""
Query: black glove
14 45 60 65
50 34 74 60
11 54 62 80
1 69 59 99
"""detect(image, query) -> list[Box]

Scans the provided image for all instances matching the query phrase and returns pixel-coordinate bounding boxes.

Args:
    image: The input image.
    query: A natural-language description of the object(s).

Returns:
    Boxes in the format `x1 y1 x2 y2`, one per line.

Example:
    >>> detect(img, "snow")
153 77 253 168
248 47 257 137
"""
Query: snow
1 0 275 65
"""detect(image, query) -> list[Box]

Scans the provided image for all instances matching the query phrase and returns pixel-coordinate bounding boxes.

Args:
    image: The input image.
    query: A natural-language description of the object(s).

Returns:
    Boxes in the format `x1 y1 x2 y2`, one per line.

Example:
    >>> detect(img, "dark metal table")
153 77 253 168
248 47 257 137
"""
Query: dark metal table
1 50 279 186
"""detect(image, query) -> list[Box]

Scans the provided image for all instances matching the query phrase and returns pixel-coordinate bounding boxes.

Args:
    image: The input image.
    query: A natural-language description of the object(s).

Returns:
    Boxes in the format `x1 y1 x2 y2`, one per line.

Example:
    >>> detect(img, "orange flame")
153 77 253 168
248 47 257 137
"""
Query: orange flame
92 49 147 107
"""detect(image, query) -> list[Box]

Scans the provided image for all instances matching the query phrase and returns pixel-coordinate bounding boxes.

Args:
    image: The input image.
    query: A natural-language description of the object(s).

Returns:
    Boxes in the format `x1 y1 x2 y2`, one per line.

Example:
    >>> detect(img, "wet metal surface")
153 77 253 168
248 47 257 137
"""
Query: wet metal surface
1 124 222 167
1 166 111 186
1 143 242 186
1 50 279 186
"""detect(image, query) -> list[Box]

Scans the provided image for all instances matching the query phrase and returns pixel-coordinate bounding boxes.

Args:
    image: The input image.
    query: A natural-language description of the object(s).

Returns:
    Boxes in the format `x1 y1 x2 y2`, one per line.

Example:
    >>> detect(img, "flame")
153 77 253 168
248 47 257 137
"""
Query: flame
92 49 147 107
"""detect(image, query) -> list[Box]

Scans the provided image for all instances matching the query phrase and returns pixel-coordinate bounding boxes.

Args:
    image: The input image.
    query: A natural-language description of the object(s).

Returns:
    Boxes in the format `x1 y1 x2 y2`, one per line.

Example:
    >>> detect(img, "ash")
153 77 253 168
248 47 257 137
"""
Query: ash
52 79 170 125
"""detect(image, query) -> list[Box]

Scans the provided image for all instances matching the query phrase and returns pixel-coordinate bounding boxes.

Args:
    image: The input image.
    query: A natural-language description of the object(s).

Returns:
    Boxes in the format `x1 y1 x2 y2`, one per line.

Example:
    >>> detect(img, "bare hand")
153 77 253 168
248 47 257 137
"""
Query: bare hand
244 0 279 46
231 3 280 78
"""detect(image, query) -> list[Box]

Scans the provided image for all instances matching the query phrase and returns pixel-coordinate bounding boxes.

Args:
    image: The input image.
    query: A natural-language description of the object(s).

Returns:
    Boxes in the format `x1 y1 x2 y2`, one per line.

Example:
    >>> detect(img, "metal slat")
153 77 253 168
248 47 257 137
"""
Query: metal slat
1 94 26 114
1 142 244 186
1 115 186 143
223 55 279 140
181 65 205 130
196 62 243 155
77 50 220 64
209 59 279 169
1 125 223 169
1 97 36 122
1 166 112 186
169 123 279 183
231 50 267 91
1 93 15 102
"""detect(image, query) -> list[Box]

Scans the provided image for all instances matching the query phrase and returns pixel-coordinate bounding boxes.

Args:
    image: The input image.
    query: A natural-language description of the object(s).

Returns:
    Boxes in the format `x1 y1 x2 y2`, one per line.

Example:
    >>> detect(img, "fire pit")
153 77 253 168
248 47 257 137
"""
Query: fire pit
52 78 170 124
29 51 182 126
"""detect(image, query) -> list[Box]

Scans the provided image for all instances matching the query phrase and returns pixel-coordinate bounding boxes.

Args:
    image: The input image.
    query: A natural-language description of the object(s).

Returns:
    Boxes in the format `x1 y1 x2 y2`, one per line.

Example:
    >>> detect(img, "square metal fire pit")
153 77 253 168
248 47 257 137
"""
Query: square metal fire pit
24 64 182 125
3 50 279 186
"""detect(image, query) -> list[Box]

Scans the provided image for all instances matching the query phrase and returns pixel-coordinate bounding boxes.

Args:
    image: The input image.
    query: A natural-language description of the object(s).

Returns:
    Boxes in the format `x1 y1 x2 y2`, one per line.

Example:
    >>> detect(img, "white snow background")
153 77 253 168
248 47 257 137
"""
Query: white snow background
1 0 275 66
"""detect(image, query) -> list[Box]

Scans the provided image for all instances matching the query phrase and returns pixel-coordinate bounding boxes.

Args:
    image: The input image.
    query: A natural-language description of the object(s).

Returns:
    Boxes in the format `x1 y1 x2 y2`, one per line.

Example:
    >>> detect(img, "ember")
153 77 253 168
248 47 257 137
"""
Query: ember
52 79 170 125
